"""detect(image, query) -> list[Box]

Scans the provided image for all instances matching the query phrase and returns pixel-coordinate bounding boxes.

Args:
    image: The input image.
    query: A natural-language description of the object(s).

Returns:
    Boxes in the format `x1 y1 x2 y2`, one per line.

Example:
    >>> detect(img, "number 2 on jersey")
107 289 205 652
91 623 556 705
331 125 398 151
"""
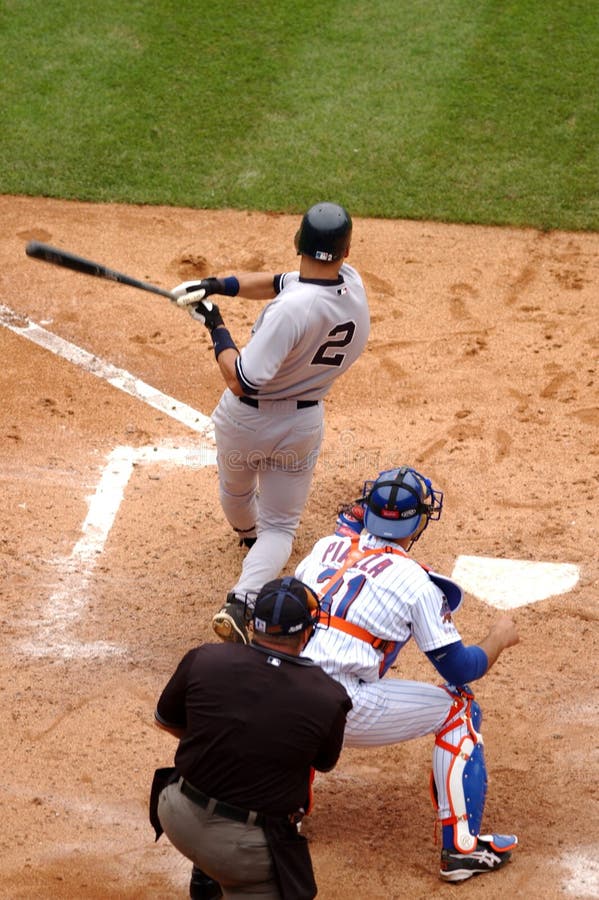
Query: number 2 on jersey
311 321 356 367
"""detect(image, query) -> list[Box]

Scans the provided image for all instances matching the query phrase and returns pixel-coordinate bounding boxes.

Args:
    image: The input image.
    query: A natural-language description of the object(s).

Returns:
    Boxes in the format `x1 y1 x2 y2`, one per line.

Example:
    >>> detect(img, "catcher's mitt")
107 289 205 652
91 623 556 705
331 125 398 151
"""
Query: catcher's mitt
335 500 365 537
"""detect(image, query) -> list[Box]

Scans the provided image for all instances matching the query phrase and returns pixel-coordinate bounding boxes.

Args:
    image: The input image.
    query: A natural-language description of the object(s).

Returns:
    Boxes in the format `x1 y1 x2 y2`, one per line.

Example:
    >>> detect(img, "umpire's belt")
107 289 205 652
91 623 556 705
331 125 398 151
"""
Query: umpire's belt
239 396 319 410
179 778 284 827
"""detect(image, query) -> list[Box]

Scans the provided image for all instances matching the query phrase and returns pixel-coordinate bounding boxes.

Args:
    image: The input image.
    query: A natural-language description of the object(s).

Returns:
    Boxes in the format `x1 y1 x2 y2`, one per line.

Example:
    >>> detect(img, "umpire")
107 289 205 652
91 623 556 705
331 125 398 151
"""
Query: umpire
151 577 352 899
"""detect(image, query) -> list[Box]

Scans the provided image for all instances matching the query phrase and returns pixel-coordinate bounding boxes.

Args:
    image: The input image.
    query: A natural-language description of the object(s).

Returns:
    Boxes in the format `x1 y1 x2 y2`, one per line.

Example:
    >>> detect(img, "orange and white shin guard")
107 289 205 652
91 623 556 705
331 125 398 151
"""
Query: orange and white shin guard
430 685 487 853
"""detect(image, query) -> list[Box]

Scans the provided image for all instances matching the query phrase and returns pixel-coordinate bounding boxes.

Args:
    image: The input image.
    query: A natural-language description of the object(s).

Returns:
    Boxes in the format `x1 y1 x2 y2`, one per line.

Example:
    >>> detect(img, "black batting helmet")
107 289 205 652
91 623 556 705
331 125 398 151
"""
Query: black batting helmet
295 202 352 262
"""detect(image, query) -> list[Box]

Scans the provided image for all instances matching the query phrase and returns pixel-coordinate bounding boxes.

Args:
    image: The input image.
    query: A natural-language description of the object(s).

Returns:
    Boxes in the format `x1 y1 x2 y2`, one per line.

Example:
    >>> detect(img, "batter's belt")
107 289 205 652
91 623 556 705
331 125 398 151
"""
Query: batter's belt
239 396 319 409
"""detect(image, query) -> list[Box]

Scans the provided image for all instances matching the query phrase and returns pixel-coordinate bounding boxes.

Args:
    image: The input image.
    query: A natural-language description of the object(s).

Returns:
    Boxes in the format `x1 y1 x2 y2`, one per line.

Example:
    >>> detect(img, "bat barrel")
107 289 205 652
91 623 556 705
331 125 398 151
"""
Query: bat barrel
25 241 175 300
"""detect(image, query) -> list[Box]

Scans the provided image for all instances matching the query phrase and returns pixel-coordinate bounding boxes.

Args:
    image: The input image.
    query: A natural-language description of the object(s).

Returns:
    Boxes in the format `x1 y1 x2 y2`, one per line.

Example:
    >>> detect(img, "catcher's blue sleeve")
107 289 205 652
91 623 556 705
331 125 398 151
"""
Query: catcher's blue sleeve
425 640 488 684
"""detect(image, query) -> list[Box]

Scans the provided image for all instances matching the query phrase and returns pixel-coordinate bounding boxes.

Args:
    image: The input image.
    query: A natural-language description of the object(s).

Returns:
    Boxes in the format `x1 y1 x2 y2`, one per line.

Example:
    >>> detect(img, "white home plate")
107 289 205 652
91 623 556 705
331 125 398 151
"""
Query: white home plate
451 556 580 609
561 849 599 898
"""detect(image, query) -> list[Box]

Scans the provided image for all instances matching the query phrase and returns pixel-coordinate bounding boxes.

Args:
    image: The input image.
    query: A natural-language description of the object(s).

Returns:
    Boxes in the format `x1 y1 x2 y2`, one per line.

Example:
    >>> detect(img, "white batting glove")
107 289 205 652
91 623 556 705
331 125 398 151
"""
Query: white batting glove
171 276 239 307
171 280 208 307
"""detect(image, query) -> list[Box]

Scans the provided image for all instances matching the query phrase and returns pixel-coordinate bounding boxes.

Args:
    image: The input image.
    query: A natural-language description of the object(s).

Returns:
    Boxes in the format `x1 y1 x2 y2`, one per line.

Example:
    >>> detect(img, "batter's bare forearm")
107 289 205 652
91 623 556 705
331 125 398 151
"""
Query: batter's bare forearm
234 272 277 300
217 347 243 394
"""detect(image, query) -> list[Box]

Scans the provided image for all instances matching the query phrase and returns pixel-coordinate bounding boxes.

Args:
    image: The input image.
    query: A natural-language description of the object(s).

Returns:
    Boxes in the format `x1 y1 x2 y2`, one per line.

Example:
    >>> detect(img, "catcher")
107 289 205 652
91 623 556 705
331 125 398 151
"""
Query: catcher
295 466 520 883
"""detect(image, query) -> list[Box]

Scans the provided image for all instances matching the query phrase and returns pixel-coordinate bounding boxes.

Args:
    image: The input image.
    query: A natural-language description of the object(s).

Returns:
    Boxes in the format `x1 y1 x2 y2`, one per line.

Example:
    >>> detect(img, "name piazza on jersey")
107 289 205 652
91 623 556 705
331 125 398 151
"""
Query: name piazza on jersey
320 539 393 579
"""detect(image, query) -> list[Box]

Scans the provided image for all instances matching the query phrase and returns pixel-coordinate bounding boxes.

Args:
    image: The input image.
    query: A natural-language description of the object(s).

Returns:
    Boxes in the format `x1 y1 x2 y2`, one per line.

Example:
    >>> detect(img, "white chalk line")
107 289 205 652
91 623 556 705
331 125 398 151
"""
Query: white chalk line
0 303 214 439
20 443 216 659
0 303 217 657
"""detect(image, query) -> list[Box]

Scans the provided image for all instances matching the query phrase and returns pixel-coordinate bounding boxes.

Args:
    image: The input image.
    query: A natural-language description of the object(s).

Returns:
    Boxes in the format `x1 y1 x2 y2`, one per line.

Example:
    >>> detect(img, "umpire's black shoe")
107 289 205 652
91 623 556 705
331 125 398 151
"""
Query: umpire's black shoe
439 833 517 882
212 593 249 644
189 865 222 899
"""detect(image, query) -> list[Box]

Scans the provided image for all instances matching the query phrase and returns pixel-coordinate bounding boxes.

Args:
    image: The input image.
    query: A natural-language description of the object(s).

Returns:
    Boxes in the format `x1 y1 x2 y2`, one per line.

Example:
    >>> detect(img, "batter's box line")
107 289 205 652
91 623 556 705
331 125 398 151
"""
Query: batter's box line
0 302 215 439
19 442 216 659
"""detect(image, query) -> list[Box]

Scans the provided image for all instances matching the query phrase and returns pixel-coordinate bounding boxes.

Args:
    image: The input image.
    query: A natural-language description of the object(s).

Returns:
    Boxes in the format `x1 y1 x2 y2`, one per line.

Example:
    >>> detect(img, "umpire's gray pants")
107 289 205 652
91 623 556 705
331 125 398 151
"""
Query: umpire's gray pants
158 780 281 899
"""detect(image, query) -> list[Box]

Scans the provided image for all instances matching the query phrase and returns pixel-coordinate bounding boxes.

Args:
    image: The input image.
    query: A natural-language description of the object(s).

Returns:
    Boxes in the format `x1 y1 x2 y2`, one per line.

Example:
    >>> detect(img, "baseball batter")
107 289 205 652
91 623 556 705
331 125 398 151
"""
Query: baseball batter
171 202 370 644
295 466 520 883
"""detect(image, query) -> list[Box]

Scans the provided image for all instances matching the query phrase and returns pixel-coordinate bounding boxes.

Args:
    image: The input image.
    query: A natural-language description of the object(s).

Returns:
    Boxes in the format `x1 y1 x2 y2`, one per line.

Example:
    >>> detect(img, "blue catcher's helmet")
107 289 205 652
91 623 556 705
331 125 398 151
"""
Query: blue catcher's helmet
362 466 443 542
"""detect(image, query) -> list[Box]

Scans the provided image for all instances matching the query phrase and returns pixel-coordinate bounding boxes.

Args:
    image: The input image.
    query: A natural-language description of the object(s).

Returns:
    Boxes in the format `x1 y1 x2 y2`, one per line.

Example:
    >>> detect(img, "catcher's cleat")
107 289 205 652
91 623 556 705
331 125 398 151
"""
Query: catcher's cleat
439 834 517 882
212 594 249 644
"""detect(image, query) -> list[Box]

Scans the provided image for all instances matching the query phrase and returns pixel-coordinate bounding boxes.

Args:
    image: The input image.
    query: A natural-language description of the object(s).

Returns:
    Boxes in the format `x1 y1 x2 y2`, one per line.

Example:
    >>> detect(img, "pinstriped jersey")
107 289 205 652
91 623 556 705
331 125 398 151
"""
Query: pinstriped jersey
235 264 369 401
296 532 461 682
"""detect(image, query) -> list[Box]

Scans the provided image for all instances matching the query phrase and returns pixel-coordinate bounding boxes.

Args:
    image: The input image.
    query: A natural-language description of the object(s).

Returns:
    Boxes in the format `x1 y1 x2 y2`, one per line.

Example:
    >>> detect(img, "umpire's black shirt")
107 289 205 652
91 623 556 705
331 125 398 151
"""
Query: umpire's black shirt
155 641 352 817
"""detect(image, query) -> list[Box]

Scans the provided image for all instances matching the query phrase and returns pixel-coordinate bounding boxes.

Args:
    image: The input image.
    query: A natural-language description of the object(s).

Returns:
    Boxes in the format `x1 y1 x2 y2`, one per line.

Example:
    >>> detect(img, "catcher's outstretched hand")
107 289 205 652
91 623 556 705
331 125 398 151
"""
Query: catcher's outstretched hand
188 300 224 332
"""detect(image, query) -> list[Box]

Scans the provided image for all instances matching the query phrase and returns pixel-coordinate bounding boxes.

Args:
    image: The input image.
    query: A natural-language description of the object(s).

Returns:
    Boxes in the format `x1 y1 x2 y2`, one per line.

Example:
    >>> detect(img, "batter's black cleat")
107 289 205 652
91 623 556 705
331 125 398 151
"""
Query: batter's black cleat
439 833 517 882
212 593 249 644
189 865 222 899
235 526 257 550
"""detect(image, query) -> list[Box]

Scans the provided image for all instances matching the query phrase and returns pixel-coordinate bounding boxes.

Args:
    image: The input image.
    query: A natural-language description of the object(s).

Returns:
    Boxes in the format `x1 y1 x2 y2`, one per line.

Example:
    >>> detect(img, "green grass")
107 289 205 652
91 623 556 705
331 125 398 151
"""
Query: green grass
1 0 597 229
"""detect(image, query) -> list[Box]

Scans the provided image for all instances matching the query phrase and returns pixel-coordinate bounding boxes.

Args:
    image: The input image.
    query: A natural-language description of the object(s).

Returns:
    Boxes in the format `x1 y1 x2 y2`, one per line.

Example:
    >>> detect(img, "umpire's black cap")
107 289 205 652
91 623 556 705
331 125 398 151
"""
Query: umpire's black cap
252 577 320 636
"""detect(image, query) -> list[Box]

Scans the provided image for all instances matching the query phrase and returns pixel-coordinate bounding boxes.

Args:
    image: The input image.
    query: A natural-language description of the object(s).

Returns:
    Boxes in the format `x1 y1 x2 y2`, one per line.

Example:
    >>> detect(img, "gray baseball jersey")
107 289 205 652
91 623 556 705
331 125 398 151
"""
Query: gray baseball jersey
235 264 369 400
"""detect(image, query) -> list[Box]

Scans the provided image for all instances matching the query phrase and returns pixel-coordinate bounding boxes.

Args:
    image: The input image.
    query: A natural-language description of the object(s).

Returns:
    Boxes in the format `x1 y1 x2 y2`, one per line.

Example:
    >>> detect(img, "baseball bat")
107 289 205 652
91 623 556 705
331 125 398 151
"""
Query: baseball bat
25 240 177 301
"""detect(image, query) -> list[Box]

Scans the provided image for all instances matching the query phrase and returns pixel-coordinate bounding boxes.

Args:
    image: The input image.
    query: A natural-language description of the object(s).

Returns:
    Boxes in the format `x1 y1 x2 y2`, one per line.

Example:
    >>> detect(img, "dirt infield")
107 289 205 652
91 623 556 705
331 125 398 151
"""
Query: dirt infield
1 195 598 899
